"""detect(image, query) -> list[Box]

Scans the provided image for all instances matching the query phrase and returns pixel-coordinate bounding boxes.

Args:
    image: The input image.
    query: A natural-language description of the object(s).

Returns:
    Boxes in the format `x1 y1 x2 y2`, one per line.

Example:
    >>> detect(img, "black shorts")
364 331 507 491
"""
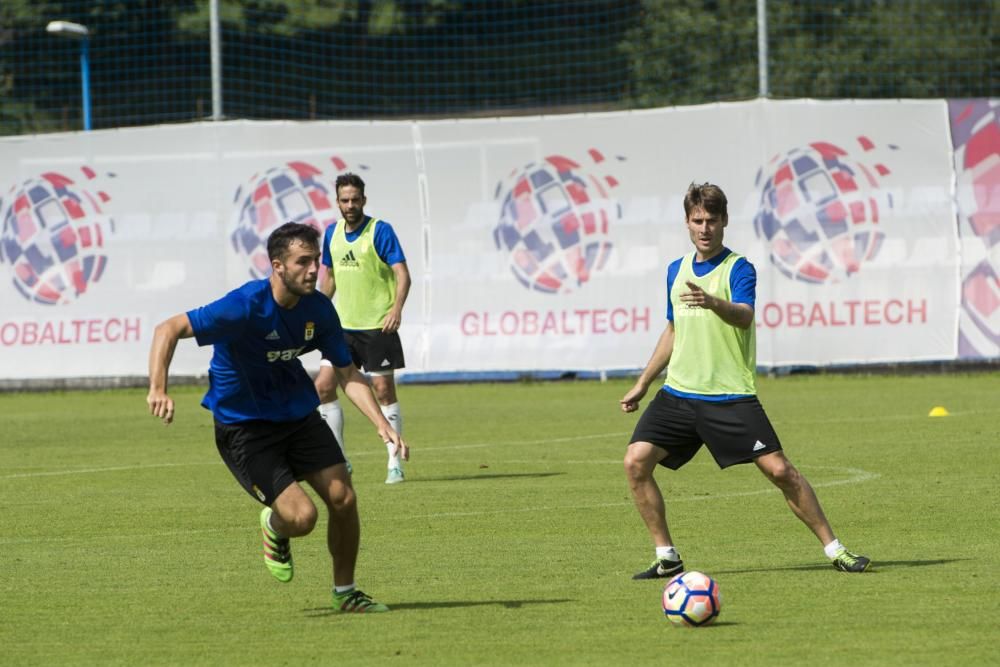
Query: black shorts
214 411 346 506
344 329 405 373
630 390 782 470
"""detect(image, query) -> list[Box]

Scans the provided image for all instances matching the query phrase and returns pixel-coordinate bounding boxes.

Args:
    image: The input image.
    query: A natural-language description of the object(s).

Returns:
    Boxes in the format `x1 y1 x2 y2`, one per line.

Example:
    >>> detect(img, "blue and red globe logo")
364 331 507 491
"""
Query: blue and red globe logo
753 138 897 284
950 100 999 357
230 157 364 278
961 259 999 355
0 167 115 305
493 149 623 294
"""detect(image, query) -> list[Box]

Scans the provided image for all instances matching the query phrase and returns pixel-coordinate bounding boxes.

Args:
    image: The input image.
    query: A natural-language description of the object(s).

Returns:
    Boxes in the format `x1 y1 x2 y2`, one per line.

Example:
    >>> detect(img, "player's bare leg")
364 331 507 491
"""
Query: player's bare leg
754 451 835 544
624 441 674 545
304 464 359 586
624 441 684 579
370 373 397 406
260 482 319 583
304 464 389 611
755 451 871 572
269 483 320 537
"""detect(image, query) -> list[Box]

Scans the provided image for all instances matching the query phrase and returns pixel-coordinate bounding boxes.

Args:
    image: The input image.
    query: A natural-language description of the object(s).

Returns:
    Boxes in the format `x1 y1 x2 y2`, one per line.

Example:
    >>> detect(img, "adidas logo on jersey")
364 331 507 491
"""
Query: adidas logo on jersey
752 441 766 451
265 330 281 341
339 250 359 267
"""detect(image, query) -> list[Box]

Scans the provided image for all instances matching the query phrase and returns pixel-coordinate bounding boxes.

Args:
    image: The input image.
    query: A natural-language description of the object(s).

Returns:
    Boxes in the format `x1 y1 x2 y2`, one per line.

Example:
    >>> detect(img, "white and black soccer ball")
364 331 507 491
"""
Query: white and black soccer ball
662 571 721 627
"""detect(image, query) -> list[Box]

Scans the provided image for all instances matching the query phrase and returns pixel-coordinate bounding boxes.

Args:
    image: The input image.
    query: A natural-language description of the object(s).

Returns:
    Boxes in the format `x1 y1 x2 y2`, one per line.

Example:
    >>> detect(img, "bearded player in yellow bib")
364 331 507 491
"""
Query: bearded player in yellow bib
315 173 411 484
620 182 870 579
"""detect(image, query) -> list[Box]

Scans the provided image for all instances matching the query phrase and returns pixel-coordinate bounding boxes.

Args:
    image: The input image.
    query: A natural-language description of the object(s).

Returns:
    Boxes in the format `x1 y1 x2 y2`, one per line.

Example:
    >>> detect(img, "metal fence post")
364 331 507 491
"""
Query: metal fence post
757 0 769 97
210 0 223 120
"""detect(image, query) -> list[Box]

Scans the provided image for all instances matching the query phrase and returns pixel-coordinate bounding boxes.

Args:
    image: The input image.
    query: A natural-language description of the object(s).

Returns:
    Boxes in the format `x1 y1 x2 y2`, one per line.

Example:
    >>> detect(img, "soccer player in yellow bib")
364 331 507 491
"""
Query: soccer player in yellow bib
315 173 412 484
620 182 870 578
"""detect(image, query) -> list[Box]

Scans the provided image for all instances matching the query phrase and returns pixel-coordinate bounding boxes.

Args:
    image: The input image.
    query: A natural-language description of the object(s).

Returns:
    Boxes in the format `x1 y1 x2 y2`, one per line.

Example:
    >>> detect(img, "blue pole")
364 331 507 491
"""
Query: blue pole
80 37 91 131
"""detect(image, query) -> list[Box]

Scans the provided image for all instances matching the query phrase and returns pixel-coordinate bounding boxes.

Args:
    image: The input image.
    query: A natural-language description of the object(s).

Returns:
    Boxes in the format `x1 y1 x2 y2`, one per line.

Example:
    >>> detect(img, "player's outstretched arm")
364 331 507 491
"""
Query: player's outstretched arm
147 313 194 425
335 364 410 460
621 323 675 413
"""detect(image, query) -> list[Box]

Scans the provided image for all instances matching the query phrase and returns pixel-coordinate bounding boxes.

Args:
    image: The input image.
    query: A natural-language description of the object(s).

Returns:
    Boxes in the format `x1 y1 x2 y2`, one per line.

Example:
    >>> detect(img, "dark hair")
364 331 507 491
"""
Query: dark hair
335 172 366 196
683 182 728 220
267 222 319 262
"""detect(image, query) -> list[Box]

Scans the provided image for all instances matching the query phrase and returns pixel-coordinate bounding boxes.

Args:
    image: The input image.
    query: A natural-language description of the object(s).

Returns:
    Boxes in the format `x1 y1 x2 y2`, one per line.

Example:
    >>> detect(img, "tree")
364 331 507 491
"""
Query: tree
620 0 758 108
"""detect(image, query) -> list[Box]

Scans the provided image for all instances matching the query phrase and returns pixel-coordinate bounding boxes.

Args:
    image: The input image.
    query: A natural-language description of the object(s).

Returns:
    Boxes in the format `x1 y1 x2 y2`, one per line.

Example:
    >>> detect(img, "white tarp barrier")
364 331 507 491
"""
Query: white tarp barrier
1 99 996 381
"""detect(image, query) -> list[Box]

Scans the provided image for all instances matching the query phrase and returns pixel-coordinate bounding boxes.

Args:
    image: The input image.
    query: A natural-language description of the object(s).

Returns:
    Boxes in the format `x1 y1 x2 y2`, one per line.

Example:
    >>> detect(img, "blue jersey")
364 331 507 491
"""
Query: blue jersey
187 279 353 424
321 216 406 268
665 248 756 322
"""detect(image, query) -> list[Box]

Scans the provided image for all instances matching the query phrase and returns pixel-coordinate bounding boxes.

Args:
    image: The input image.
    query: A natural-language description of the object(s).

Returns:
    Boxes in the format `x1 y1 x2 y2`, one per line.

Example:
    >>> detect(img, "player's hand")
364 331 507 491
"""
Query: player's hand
680 281 715 309
381 308 402 333
380 426 409 461
147 390 175 425
620 383 648 413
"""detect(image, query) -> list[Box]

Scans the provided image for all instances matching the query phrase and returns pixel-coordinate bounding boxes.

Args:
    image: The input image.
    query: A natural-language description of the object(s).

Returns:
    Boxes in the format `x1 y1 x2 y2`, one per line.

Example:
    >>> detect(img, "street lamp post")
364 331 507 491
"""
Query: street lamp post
46 20 91 131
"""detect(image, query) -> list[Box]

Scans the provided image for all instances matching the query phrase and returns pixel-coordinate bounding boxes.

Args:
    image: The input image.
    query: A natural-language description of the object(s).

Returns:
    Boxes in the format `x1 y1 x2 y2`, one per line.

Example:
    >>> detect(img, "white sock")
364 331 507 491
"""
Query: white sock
823 539 844 559
318 400 346 456
380 402 403 468
656 546 679 561
334 584 355 595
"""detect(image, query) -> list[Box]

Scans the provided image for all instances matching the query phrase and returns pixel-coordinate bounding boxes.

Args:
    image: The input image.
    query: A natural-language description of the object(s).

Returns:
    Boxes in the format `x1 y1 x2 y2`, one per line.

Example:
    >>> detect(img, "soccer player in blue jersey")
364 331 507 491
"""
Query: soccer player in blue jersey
314 173 412 484
620 182 870 579
147 222 407 613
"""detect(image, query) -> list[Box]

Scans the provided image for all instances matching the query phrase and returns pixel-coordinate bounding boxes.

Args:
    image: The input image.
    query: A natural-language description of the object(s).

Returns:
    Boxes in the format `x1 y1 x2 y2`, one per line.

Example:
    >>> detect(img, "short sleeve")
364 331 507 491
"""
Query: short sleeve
730 258 757 308
316 304 353 367
321 223 336 268
373 221 406 265
186 289 249 346
665 258 682 322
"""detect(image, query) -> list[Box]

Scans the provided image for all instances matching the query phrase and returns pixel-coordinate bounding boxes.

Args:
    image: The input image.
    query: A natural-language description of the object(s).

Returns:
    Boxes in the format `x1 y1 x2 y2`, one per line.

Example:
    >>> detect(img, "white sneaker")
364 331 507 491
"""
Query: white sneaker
385 467 405 484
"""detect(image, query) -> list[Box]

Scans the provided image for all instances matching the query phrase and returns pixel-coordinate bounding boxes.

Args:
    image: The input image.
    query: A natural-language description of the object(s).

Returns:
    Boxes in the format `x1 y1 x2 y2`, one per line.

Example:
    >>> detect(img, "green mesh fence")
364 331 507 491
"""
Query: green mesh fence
1 1 996 136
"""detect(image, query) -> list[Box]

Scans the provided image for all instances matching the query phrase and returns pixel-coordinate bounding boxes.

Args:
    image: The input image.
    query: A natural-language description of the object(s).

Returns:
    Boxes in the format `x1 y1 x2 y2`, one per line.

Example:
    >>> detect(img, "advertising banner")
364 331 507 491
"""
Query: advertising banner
0 99 995 381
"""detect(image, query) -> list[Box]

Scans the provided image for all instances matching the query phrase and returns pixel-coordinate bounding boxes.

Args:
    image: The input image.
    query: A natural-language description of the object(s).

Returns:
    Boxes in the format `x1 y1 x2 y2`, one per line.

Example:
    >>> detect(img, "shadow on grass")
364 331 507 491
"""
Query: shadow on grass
711 557 966 575
402 472 567 483
304 598 574 617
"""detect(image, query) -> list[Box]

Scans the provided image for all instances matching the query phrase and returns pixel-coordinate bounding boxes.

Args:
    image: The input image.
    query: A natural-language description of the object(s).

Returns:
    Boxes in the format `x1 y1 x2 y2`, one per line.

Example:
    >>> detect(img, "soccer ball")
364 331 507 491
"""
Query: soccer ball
0 168 114 305
492 150 621 294
753 139 895 284
662 571 721 627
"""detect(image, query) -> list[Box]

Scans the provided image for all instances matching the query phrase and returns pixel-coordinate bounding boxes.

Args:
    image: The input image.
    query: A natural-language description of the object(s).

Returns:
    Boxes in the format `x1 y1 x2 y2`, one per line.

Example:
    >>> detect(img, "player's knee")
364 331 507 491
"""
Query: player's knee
373 384 396 406
623 446 652 481
325 483 356 514
283 504 319 536
315 376 338 402
762 457 799 488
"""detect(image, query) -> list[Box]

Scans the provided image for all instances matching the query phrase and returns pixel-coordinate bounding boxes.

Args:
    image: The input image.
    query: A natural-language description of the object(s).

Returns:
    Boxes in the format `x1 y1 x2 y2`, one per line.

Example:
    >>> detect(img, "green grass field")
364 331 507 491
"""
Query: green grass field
2 373 999 666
